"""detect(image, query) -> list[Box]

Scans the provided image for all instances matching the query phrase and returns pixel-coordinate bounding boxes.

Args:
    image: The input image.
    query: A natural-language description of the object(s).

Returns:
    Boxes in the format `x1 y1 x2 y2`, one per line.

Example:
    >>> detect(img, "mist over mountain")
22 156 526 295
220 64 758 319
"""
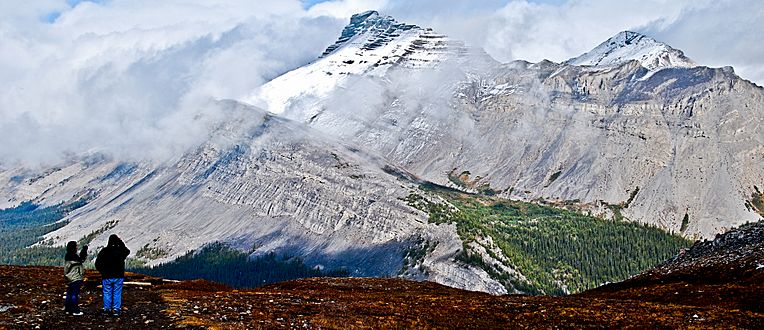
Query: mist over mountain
1 3 763 298
2 1 764 167
0 1 346 165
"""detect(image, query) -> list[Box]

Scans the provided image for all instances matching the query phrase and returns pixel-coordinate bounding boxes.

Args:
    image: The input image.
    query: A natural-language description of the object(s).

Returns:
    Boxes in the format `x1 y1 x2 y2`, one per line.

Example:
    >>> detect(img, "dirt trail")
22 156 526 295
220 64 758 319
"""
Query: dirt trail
0 267 190 329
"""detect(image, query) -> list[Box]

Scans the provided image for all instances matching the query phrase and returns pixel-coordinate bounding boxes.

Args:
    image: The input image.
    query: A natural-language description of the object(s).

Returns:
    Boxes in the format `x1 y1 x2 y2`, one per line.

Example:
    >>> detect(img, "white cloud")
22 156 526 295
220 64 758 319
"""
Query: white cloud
641 0 764 85
0 0 345 165
1 0 762 166
307 0 387 18
379 0 764 83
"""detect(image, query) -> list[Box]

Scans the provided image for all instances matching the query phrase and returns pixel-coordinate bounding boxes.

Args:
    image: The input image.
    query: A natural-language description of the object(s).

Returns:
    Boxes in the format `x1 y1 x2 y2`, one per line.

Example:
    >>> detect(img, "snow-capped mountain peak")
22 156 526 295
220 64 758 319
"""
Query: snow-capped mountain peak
566 31 696 70
315 10 455 69
248 11 475 114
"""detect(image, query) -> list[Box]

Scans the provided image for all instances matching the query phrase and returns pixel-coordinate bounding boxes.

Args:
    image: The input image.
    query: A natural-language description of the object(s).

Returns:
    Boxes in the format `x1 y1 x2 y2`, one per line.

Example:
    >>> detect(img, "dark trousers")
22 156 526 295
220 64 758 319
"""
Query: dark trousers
64 280 83 313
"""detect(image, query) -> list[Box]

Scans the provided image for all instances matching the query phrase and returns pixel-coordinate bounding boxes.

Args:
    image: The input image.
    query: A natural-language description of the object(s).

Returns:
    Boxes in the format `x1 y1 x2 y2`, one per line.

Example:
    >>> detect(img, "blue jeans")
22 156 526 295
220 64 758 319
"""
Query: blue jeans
102 278 124 313
64 280 82 313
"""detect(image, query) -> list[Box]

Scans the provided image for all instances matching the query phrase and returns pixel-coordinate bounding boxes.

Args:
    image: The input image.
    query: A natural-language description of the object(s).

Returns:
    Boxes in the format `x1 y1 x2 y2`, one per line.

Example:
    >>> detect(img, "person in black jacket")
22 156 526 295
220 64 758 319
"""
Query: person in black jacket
95 234 130 316
63 241 87 315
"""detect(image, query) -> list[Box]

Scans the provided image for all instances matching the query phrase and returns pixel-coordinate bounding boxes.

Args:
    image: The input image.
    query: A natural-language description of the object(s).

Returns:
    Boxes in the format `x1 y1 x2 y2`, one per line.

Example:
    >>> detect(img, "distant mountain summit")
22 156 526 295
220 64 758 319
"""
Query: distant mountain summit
566 31 696 70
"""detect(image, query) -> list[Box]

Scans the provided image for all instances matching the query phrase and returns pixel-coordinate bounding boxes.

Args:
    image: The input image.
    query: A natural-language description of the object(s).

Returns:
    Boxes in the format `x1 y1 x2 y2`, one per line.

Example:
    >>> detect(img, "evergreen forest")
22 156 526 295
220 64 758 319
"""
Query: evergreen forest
403 185 693 295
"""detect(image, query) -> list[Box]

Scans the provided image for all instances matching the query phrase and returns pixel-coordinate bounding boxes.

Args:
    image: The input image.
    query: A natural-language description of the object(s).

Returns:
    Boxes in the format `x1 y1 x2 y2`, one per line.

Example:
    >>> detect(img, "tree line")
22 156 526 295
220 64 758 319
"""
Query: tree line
132 243 349 288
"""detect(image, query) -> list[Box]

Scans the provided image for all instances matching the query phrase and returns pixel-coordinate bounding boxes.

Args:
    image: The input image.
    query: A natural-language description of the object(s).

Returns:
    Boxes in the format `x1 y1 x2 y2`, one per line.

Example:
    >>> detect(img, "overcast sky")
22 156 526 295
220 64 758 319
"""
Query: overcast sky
1 0 762 165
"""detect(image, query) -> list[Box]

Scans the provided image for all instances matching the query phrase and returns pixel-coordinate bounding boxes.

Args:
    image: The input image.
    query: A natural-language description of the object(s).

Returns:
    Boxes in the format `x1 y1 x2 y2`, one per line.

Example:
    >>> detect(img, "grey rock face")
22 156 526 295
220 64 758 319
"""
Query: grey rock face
271 57 764 239
0 103 504 293
253 20 762 241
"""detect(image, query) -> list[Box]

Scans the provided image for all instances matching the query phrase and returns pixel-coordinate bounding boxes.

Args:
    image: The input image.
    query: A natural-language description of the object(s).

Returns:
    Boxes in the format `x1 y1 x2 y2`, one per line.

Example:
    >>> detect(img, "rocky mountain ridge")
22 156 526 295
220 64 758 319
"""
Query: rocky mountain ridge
640 219 764 282
255 13 764 239
587 219 764 314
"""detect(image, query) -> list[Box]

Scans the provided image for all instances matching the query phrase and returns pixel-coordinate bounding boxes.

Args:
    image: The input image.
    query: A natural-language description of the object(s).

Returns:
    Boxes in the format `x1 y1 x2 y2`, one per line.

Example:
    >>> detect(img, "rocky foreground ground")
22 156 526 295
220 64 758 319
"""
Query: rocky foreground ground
0 262 762 329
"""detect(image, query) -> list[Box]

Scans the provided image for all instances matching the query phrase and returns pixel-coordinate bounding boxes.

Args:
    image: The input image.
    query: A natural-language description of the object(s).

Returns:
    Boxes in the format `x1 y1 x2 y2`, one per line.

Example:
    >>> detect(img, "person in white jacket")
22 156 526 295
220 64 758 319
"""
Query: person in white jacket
63 241 87 315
